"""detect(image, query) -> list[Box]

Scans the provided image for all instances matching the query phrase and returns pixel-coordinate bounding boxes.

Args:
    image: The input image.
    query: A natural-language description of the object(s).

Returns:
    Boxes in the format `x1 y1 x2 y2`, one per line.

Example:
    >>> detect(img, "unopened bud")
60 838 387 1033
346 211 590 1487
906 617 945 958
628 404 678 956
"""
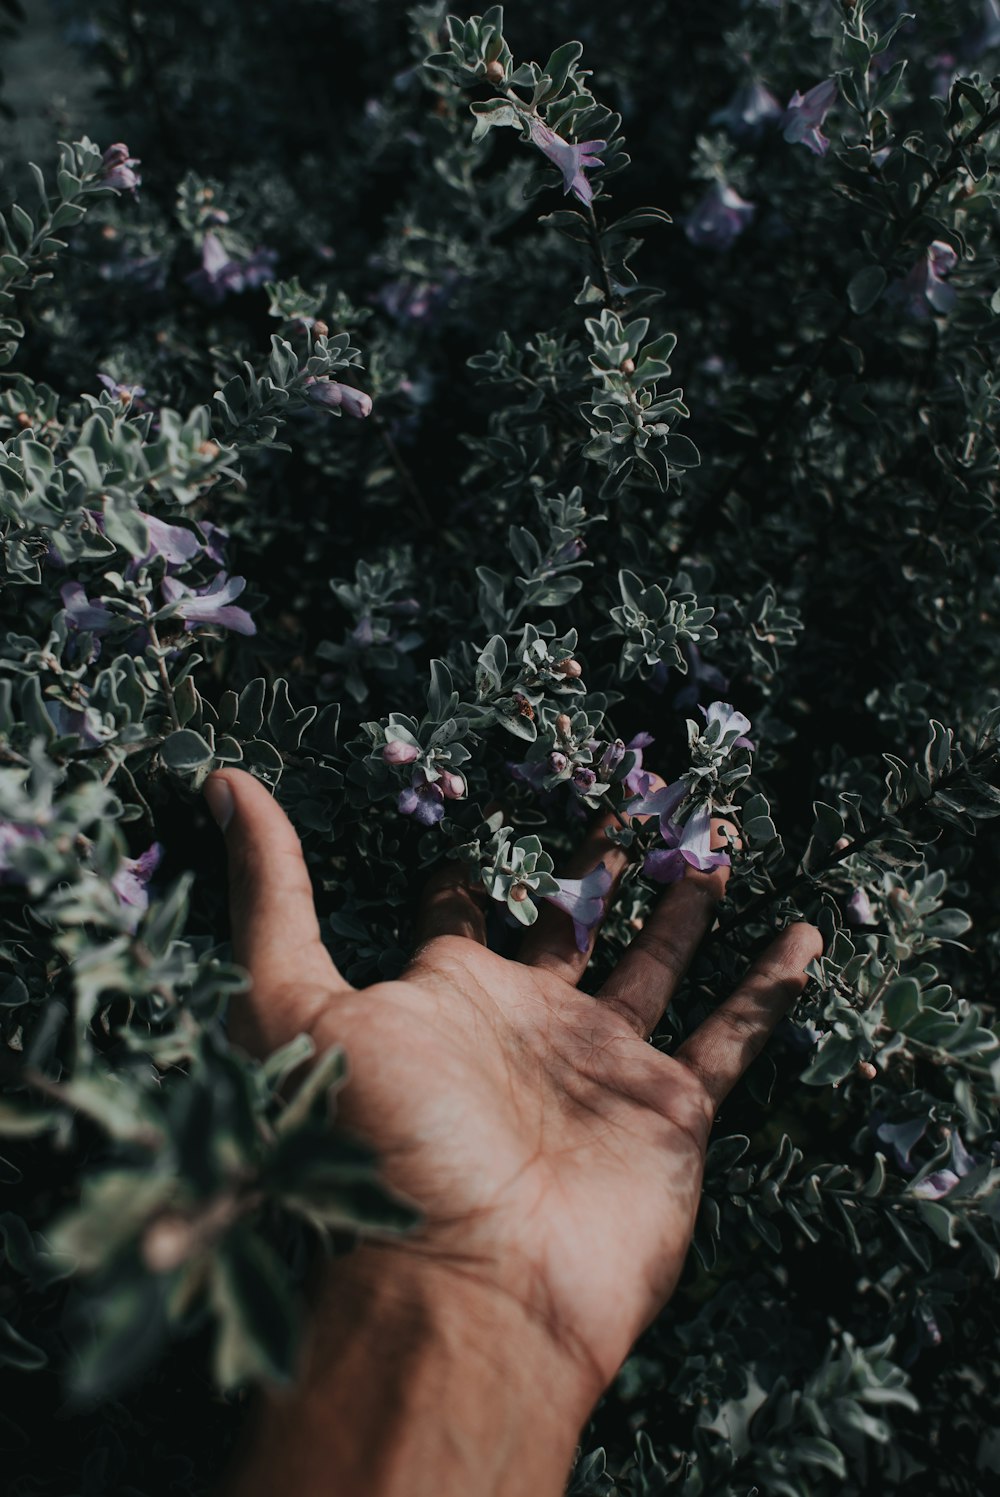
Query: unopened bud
845 888 874 927
484 59 505 83
198 440 220 458
510 882 529 902
313 320 329 338
439 770 466 799
15 412 31 428
555 713 572 738
555 657 583 678
101 225 118 240
383 739 420 765
857 1061 877 1081
621 357 635 374
549 751 568 774
834 836 851 851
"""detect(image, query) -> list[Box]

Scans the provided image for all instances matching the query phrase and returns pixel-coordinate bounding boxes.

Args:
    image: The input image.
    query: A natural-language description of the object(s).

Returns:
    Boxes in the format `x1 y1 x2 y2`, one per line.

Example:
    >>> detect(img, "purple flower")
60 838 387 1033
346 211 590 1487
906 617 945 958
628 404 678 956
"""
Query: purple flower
160 573 256 636
303 378 373 419
527 118 606 207
383 739 421 765
620 733 655 795
874 1115 928 1172
100 142 141 194
60 582 114 634
712 79 782 138
898 241 958 319
135 513 203 571
46 702 108 748
572 767 597 794
185 232 278 304
685 182 756 251
111 843 162 930
912 1169 961 1200
701 701 753 749
398 769 445 826
643 805 731 886
542 863 613 953
911 1130 979 1199
197 521 229 568
97 372 146 405
846 888 875 927
781 78 838 157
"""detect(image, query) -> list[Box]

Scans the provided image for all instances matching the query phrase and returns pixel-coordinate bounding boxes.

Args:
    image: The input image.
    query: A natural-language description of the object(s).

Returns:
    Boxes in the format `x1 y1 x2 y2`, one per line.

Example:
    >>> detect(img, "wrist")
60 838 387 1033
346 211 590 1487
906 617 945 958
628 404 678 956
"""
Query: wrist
223 1242 601 1497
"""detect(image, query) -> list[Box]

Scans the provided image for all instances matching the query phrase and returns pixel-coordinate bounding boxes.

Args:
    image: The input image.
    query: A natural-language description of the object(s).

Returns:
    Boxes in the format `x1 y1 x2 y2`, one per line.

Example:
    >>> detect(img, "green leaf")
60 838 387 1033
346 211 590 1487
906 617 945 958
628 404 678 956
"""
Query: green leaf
160 728 214 772
847 264 887 315
883 977 923 1029
211 1228 299 1389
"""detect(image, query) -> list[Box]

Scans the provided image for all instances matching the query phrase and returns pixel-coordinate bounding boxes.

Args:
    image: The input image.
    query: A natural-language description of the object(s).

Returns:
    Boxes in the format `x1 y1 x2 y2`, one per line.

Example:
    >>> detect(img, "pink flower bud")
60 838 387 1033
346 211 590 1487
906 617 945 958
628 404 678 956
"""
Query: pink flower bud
555 713 572 738
383 739 420 765
549 751 568 774
857 1061 878 1081
510 882 529 902
555 657 583 678
439 771 466 800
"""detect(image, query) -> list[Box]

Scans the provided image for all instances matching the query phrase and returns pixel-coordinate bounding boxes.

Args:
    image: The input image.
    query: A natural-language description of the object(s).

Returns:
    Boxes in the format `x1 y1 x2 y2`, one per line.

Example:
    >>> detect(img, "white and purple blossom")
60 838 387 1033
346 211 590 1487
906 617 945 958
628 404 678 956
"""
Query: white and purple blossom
60 581 114 634
398 769 446 826
685 182 756 251
643 804 731 886
100 142 141 194
911 1129 979 1199
873 1114 927 1171
185 232 278 304
135 513 203 571
846 888 875 927
97 372 146 405
527 117 606 207
542 862 613 953
781 78 838 157
897 241 958 319
712 79 782 138
111 843 163 930
160 573 256 636
303 377 373 419
701 701 753 749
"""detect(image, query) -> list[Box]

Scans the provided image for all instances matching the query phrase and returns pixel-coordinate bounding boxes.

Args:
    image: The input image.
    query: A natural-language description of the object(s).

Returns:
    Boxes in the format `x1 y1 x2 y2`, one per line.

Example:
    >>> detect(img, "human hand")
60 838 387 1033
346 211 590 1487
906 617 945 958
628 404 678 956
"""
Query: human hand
208 767 820 1496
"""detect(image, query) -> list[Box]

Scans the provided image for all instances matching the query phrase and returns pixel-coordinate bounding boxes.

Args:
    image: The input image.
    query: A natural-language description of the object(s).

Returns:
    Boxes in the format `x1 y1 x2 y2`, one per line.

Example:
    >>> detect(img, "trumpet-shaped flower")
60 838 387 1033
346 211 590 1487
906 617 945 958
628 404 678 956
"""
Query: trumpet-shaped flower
527 118 606 206
160 573 256 636
781 78 838 157
685 182 756 250
542 863 613 952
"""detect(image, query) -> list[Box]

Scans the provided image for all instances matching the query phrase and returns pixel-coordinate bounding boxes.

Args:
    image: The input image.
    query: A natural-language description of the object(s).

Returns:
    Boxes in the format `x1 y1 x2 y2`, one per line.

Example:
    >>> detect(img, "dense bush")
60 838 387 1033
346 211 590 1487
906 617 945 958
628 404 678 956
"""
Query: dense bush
1 0 1000 1490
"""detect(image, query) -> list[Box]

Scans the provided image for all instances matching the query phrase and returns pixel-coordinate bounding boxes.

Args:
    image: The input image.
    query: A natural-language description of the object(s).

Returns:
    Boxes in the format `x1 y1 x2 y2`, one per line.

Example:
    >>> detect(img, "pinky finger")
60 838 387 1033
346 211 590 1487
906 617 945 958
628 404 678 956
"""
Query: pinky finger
674 922 823 1115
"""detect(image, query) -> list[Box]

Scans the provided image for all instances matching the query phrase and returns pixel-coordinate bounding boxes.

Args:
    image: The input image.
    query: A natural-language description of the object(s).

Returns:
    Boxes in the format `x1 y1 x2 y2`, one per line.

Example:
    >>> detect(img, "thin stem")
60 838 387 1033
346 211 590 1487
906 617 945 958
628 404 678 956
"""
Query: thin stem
145 617 181 733
585 202 617 309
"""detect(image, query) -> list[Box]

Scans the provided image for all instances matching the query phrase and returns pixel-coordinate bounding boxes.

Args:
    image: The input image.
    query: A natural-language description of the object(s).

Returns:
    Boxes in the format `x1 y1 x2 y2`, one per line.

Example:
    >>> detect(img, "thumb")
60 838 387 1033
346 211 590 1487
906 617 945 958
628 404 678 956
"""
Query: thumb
204 769 347 1056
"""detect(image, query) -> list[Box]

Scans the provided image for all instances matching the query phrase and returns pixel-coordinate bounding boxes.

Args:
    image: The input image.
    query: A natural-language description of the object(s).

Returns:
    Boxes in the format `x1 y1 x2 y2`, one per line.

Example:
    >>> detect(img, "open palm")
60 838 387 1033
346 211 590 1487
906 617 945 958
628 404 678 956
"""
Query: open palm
209 768 820 1401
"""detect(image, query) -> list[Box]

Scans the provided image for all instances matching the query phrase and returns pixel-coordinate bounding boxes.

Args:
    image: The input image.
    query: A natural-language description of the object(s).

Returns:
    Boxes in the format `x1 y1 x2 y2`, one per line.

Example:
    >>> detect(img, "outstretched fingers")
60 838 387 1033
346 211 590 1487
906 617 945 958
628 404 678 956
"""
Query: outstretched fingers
675 922 823 1115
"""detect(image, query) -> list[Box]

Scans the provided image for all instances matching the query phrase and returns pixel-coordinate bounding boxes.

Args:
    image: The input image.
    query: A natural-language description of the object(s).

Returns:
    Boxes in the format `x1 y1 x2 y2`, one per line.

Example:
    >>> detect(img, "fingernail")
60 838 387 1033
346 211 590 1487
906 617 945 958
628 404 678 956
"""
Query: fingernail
204 775 234 832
